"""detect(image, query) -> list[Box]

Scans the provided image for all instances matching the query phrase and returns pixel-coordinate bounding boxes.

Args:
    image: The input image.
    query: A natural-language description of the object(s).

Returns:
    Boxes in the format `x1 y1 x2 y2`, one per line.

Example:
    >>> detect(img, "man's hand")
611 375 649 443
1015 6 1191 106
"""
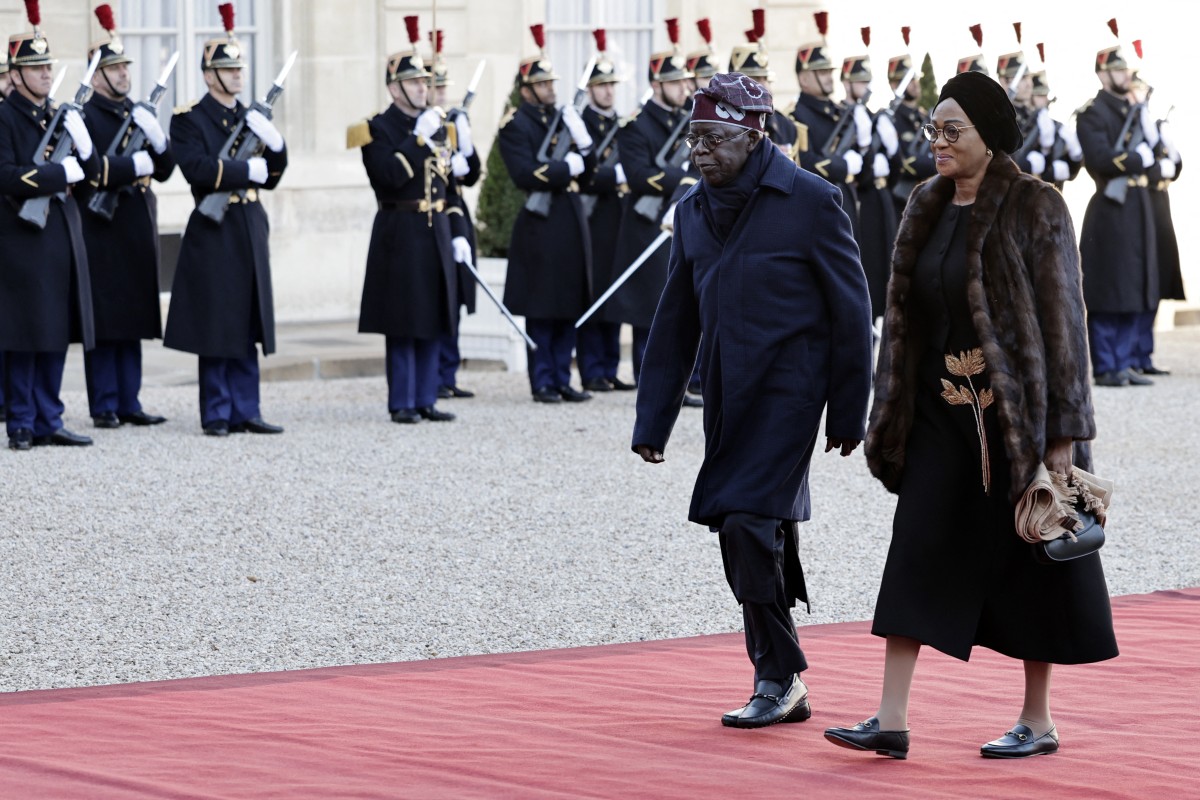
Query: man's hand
825 437 861 457
635 445 664 463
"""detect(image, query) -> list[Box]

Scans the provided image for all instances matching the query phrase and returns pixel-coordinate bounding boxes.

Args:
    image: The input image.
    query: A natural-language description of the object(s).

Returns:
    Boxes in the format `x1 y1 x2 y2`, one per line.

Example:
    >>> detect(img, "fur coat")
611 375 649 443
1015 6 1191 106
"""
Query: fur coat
865 155 1096 504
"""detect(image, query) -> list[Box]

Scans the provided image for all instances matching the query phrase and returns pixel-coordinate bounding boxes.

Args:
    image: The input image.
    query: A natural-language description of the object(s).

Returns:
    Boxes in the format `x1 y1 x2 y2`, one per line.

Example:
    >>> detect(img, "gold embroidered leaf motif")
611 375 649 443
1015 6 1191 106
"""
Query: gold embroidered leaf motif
945 347 986 378
978 388 994 410
941 379 972 405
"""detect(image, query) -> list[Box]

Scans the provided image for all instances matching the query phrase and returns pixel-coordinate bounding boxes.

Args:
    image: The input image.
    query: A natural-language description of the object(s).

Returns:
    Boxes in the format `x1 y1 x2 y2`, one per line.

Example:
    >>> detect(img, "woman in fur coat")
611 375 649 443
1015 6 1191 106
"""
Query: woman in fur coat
824 72 1118 761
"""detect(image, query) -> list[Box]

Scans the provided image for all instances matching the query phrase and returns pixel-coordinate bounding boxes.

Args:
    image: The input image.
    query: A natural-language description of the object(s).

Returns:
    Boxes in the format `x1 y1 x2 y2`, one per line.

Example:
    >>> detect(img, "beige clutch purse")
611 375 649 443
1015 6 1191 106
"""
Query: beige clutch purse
1015 463 1114 545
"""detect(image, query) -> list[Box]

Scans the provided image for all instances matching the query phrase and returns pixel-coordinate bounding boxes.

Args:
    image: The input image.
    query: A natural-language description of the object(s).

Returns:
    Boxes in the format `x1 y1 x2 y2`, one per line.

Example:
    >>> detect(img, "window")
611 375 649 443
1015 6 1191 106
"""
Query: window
544 0 660 114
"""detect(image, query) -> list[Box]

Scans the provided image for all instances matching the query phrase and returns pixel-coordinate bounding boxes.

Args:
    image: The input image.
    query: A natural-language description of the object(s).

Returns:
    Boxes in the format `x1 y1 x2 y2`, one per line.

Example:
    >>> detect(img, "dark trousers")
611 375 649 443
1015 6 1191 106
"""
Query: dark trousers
631 325 650 382
525 318 576 392
576 320 621 383
0 351 6 411
1133 308 1158 370
718 512 808 684
437 308 463 389
386 336 439 412
4 350 67 437
84 340 144 417
198 346 261 427
1088 312 1138 376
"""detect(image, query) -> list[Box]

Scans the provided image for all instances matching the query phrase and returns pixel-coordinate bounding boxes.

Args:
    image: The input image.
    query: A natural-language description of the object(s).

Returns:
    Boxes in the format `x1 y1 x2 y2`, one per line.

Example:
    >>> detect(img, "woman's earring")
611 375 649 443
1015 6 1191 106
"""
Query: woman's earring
986 148 994 158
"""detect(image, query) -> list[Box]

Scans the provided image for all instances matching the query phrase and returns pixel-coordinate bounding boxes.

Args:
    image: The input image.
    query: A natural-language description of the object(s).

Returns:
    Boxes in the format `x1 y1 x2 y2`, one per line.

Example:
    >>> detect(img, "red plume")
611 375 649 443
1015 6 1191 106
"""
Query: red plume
861 27 870 48
429 29 444 55
1133 39 1144 59
95 4 116 33
697 18 712 45
24 0 41 27
745 29 758 45
1107 18 1119 38
592 28 606 53
530 24 545 50
969 23 983 49
404 15 419 45
218 2 235 34
814 11 828 37
1013 22 1022 45
901 26 911 47
752 9 765 40
1036 42 1045 62
665 18 680 46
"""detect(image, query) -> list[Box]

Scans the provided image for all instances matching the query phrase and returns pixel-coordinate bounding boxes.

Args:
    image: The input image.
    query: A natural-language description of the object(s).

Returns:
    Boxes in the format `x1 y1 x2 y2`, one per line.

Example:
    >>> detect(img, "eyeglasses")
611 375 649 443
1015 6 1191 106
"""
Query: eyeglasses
684 128 751 150
922 123 976 143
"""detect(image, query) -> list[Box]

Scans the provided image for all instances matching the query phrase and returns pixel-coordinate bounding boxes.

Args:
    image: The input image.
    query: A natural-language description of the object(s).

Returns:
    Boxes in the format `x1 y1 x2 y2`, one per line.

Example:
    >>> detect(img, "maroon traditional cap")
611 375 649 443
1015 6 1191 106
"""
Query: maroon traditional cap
690 72 773 131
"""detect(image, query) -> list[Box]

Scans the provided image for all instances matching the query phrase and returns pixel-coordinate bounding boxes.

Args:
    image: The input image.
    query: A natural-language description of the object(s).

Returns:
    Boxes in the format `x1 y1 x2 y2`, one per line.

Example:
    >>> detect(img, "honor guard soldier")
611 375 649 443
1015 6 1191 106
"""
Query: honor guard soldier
731 9 797 157
351 16 465 424
0 53 8 421
498 24 596 404
77 4 173 430
575 28 633 393
1028 44 1084 191
886 30 936 215
1076 23 1160 388
429 29 480 401
163 3 289 435
608 18 694 384
0 7 100 450
996 42 1044 177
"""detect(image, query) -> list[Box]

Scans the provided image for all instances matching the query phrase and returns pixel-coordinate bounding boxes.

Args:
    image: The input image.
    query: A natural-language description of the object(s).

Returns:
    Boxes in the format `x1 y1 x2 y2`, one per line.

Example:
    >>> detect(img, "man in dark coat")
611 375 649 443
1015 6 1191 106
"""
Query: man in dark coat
498 27 595 404
1077 45 1160 388
0 56 10 421
633 73 873 730
0 27 99 450
77 23 173 430
163 28 288 435
352 30 466 424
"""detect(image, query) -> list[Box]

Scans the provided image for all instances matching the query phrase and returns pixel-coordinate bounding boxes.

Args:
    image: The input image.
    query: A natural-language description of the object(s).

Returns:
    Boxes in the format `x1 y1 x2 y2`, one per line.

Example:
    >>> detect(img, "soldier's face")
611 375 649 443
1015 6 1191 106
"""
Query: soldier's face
0 72 10 97
844 80 870 102
799 69 833 98
1033 94 1050 110
94 63 131 98
1102 68 1131 94
589 82 616 111
205 67 244 98
659 79 691 109
432 84 448 107
689 121 762 187
14 64 53 101
524 81 557 106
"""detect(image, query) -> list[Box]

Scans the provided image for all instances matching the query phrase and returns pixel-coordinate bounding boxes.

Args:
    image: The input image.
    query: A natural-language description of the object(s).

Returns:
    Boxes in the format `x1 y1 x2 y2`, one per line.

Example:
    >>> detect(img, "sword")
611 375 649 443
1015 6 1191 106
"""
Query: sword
575 230 672 329
47 66 67 101
460 254 538 351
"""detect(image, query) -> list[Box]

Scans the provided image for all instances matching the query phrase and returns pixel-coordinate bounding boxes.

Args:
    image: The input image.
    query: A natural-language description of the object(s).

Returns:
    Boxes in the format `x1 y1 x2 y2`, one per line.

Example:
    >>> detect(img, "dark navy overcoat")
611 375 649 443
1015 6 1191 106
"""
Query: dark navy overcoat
632 143 874 526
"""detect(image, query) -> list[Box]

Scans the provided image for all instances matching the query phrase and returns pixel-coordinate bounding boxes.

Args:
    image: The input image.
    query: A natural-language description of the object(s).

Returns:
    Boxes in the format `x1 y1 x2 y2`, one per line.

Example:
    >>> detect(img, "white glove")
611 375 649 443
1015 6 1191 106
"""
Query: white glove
1159 158 1177 179
1052 160 1071 182
561 104 593 151
63 109 94 160
1062 126 1082 161
1027 150 1046 175
455 114 474 157
61 155 84 184
614 163 627 185
132 150 154 177
415 108 442 141
1159 121 1179 162
246 109 284 153
843 149 863 177
853 104 873 149
564 151 585 177
1037 109 1056 151
875 114 899 156
132 106 168 153
872 152 891 178
451 235 472 264
450 152 470 177
247 156 268 184
661 202 677 232
1139 105 1160 147
1136 141 1155 168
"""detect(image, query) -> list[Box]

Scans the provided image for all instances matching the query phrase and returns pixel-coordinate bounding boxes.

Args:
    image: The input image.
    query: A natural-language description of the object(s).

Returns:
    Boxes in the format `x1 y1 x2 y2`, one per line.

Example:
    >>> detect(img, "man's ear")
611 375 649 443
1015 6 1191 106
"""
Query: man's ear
747 130 764 150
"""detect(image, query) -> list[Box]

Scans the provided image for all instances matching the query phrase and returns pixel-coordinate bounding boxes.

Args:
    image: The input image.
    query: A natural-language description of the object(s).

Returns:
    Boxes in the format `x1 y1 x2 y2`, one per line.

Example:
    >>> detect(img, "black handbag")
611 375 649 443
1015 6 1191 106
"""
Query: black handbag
1034 508 1105 564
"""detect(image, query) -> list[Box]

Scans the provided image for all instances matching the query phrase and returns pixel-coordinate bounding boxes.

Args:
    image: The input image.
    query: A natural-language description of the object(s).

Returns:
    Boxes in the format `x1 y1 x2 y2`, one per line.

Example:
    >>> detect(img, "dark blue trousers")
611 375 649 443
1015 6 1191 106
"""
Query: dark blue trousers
4 350 66 437
0 351 6 411
575 320 621 383
84 340 144 417
437 308 463 389
525 318 576 392
387 336 440 412
1133 308 1158 370
198 346 261 427
1088 312 1138 376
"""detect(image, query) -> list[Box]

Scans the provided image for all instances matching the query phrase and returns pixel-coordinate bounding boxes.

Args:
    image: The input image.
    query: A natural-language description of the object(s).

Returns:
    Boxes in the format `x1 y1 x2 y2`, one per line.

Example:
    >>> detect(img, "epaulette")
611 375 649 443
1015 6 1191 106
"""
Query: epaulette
346 119 372 149
173 100 198 115
498 106 517 130
1075 98 1095 117
794 121 810 153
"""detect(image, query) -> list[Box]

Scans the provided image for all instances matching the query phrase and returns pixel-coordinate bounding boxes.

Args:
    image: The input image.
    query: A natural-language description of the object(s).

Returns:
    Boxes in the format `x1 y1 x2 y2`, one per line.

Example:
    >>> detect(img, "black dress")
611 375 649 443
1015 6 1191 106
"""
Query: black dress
871 203 1119 664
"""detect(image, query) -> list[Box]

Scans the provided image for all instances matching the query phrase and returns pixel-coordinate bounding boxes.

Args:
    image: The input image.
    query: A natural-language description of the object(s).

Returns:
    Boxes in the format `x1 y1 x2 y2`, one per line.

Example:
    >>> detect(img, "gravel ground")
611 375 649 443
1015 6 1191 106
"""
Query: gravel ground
2 328 1197 692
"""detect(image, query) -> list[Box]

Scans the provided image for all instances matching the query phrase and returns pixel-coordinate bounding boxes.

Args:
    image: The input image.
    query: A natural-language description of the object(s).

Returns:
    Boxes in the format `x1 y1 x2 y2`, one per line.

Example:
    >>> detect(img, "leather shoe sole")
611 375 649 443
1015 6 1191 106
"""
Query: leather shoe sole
980 724 1059 759
557 385 592 402
824 717 910 759
32 428 93 447
439 385 475 398
391 409 420 424
583 378 613 392
721 676 810 729
119 410 167 426
203 421 230 436
417 406 455 422
230 418 284 434
532 387 562 404
609 378 637 391
92 412 121 429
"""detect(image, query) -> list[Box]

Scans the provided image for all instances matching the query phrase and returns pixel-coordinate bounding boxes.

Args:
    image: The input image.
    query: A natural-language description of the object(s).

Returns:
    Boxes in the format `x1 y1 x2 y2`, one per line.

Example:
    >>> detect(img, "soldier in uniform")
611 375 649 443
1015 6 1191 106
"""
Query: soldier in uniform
732 10 797 157
77 5 173 430
575 28 632 394
163 7 289 434
352 17 465 424
0 53 9 421
1027 53 1084 192
0 14 99 450
430 29 480 401
885 43 936 216
996 49 1044 177
608 19 694 384
1076 41 1159 387
498 25 595 404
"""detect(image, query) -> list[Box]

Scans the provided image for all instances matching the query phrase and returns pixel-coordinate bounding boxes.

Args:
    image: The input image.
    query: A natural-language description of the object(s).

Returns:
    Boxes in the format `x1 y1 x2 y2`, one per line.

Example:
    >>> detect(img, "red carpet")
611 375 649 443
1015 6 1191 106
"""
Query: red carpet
2 588 1196 799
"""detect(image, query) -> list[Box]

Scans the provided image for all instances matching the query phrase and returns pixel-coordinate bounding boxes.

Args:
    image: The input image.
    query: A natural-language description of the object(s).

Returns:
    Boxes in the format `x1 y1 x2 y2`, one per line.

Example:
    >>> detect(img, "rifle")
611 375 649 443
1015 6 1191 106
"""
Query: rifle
632 108 690 223
888 66 916 116
86 51 179 222
524 56 595 218
1103 86 1152 205
197 50 298 224
446 59 485 127
821 88 872 158
580 88 650 218
19 51 102 229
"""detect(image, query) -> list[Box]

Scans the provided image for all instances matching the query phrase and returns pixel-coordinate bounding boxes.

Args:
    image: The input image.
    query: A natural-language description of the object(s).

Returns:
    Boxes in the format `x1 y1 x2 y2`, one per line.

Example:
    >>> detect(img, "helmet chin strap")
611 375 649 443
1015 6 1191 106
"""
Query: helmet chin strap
530 82 551 108
214 69 235 100
398 80 423 114
101 68 127 99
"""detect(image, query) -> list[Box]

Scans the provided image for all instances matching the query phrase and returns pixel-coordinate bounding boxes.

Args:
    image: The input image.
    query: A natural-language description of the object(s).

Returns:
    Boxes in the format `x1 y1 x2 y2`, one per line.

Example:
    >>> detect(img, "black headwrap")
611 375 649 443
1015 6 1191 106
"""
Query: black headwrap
936 70 1022 153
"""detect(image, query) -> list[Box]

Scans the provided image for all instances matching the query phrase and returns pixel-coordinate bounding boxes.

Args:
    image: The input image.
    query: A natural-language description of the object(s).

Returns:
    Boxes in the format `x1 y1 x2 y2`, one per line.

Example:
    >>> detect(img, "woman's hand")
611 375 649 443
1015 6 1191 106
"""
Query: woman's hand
1044 437 1074 475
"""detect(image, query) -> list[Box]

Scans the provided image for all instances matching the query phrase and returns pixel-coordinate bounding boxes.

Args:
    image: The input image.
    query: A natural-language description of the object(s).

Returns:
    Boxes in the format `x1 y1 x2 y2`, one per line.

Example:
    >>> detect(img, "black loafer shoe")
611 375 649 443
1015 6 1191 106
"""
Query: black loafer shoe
92 411 121 429
230 417 284 434
1136 365 1170 376
824 717 910 759
118 410 167 426
444 385 475 398
33 428 93 447
417 405 455 422
583 377 613 392
533 387 562 404
557 385 592 402
1094 371 1129 387
609 378 637 391
391 409 420 424
1121 368 1154 386
721 675 811 729
203 421 230 436
437 385 452 399
8 428 33 451
682 394 703 408
980 724 1059 759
